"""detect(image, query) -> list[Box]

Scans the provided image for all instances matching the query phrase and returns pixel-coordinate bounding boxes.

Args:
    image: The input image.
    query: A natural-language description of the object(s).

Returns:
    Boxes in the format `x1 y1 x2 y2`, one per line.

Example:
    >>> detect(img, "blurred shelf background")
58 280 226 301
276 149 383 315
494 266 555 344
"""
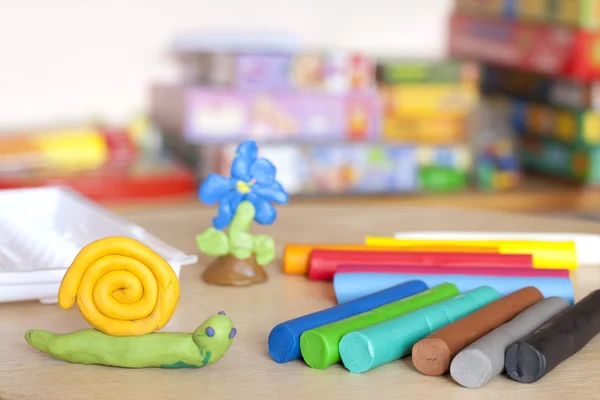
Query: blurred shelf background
3 0 600 214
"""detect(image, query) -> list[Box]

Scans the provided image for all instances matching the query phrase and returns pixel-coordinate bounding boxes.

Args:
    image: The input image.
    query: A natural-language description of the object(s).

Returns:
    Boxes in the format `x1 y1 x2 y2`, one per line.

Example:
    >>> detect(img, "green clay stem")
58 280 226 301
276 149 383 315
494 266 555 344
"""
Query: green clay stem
24 314 236 369
228 201 256 259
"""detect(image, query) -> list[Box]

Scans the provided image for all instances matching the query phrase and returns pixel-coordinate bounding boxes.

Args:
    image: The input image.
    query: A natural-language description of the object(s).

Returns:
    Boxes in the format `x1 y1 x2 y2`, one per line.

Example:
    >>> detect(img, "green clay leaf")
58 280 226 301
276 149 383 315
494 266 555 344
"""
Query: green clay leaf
253 235 276 266
196 228 229 256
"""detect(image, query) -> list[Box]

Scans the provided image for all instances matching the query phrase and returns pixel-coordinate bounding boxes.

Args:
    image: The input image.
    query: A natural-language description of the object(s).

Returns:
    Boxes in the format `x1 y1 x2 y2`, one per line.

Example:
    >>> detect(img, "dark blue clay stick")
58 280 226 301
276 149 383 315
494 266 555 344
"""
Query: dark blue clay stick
505 289 600 383
267 280 428 363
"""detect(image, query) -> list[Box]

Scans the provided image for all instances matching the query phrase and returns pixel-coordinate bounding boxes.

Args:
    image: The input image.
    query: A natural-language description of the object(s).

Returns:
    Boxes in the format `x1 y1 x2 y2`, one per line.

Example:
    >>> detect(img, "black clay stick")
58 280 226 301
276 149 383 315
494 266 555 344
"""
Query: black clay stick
450 297 570 388
505 289 600 383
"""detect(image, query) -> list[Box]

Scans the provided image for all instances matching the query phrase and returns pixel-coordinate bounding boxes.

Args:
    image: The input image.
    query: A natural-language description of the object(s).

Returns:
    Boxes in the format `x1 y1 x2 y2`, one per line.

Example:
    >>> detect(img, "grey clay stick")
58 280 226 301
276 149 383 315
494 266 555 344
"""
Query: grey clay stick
505 289 600 384
450 297 570 388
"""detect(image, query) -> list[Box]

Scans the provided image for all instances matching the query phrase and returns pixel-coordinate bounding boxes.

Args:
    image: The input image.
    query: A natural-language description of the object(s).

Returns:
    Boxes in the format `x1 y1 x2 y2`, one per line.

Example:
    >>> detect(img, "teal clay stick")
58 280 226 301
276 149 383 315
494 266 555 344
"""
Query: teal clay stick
25 313 236 368
338 286 500 374
300 283 459 370
450 297 570 388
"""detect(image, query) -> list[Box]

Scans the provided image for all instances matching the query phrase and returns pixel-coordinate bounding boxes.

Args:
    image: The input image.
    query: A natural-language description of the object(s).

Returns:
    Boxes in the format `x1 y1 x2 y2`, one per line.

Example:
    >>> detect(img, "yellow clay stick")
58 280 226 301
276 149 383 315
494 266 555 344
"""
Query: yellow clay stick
58 236 180 336
364 237 578 270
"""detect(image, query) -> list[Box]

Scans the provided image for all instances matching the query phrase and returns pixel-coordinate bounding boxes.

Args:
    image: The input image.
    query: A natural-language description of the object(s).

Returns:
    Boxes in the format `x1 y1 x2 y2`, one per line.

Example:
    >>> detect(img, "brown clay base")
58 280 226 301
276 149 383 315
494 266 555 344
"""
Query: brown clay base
202 254 268 286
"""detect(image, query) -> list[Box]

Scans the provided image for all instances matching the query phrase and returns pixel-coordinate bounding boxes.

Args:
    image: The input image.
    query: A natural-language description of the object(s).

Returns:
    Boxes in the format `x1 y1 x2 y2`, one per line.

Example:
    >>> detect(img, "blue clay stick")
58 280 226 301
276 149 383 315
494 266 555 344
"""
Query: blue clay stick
333 272 574 304
338 286 500 374
268 280 428 363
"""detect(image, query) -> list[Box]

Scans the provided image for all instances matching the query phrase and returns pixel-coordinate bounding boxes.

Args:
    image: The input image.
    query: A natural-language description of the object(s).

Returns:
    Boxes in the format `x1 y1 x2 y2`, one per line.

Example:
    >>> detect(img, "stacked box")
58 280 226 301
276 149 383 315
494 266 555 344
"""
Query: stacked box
376 59 479 144
162 133 471 195
150 85 381 143
481 64 600 111
520 136 600 184
153 33 475 195
455 0 600 30
450 1 600 185
173 51 375 93
448 12 600 82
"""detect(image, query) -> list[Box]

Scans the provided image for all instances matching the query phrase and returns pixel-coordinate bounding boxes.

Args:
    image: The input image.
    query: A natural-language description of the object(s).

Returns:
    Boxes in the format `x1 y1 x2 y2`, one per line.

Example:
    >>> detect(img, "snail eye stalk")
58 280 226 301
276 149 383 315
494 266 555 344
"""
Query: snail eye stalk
229 328 237 339
218 311 226 315
206 327 215 337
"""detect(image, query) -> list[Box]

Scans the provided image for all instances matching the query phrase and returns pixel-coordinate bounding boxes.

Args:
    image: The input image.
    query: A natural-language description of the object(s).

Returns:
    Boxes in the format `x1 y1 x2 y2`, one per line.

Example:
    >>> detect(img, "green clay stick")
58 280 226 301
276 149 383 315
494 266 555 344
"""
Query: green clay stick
299 283 459 370
24 312 236 369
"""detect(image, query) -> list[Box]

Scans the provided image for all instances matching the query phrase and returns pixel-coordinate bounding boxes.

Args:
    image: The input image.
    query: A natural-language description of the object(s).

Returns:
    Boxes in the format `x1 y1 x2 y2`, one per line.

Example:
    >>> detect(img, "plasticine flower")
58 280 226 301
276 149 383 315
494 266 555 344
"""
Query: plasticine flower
199 140 289 230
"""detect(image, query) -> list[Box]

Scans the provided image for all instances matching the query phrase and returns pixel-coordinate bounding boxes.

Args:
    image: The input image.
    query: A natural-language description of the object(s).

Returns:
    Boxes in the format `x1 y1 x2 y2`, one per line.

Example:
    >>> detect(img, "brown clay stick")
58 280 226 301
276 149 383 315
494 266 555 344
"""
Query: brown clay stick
411 286 544 376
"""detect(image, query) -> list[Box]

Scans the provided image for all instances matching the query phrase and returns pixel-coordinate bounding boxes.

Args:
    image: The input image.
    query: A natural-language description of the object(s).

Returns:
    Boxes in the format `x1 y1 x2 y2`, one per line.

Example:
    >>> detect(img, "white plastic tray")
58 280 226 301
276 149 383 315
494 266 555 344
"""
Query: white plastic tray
0 186 198 304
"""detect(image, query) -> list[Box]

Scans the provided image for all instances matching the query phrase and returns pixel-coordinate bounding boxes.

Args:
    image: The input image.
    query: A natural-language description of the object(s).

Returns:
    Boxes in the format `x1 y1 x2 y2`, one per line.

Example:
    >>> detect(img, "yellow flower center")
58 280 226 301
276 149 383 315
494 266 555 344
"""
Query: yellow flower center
236 180 252 194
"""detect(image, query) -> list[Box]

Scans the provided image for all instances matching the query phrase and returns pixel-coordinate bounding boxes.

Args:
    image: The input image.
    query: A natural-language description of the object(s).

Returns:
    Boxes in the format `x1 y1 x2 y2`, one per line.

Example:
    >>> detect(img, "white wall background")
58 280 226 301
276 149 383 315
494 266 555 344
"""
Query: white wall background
0 0 453 131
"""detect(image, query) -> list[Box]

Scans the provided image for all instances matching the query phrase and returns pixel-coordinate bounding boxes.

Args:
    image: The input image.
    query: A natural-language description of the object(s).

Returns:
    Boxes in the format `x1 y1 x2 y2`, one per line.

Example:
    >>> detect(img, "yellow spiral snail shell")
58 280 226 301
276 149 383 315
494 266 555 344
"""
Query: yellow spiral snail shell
58 236 180 336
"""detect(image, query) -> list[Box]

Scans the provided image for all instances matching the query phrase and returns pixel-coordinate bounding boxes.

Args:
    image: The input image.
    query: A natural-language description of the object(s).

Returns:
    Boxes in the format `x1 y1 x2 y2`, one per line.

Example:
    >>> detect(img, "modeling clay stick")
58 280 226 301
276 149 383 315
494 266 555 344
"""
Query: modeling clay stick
394 231 600 266
299 283 459 370
337 264 568 278
282 244 499 275
267 280 428 363
450 297 570 388
333 272 574 304
504 289 600 383
309 249 533 280
338 286 500 374
412 286 544 376
365 236 577 270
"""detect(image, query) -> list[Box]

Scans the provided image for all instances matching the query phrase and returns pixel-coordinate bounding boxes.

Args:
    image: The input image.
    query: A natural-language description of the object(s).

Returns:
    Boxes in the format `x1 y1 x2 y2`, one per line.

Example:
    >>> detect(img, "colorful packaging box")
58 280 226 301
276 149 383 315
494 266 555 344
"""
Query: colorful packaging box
379 83 479 118
454 0 600 30
484 93 600 146
378 82 477 144
150 85 381 143
520 136 600 184
162 133 472 194
448 13 600 82
173 51 375 92
382 115 468 144
376 59 479 84
481 65 600 111
513 100 600 146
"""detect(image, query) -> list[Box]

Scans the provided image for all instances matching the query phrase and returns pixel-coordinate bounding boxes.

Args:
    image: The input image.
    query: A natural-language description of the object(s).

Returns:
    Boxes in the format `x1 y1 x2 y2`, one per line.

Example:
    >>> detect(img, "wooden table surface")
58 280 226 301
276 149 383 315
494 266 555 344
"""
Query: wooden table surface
1 202 600 400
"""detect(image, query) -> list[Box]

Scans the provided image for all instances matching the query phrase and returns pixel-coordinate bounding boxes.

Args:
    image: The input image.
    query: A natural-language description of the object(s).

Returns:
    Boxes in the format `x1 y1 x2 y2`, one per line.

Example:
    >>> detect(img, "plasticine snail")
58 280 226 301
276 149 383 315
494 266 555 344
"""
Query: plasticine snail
25 311 237 368
25 236 236 368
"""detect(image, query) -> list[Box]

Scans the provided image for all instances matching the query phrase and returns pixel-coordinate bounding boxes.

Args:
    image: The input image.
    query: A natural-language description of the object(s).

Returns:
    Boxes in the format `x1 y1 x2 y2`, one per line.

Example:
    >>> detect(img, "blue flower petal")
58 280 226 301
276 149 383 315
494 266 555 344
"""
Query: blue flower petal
250 158 276 184
231 141 258 181
212 191 244 229
246 192 277 225
252 181 289 204
199 174 235 205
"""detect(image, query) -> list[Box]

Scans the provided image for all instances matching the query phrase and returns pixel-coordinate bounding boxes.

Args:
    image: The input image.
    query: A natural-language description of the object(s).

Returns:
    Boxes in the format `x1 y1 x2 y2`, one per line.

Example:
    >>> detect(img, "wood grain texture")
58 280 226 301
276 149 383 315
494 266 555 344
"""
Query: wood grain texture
1 203 600 400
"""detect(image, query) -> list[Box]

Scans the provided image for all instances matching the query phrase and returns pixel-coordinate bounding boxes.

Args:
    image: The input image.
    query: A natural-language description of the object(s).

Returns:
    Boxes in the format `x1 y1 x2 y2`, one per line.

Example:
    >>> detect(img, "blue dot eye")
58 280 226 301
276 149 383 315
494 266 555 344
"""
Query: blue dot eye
206 327 215 337
218 311 226 315
229 328 237 339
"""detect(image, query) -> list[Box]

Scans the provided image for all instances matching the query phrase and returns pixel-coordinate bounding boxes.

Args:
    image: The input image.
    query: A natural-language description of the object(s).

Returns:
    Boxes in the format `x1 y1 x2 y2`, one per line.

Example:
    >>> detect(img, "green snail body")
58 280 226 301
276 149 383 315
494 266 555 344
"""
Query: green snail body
25 312 236 369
